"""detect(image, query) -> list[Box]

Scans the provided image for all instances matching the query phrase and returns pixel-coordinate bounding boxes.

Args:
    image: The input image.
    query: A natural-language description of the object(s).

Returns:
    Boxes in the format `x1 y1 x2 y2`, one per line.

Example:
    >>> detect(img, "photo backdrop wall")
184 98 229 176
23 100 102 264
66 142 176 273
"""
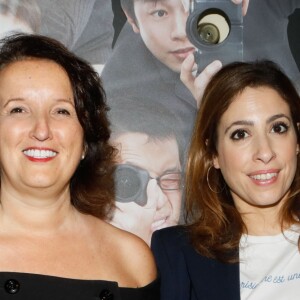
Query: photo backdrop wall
1 0 299 246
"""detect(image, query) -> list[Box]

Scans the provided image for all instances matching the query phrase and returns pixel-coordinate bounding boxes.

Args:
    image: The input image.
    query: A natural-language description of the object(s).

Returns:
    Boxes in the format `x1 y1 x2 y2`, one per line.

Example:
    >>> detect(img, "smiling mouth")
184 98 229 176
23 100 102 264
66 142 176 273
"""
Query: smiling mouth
250 172 278 181
23 149 58 159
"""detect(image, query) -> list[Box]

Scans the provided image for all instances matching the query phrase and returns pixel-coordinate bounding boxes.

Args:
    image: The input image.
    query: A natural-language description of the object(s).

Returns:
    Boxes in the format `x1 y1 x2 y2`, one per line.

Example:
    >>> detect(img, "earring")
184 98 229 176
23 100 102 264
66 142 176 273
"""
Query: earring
206 165 225 194
81 144 87 160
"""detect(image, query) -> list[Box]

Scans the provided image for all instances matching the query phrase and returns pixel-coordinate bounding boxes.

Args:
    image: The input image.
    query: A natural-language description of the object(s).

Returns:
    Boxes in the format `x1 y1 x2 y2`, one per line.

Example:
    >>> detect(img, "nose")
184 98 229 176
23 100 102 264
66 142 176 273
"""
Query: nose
170 11 188 40
147 179 171 211
30 115 52 141
253 135 276 164
152 179 172 212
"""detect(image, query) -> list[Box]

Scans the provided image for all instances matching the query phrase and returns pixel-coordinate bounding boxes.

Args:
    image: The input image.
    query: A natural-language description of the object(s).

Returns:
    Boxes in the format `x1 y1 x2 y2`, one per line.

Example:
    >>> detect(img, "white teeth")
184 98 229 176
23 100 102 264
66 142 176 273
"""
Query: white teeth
250 173 277 180
23 149 57 158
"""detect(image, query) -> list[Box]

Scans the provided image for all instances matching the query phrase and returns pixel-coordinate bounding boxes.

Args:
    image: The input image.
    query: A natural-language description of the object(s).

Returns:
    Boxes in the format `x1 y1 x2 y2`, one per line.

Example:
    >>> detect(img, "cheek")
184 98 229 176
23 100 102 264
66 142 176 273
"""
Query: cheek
274 137 298 171
139 25 163 46
217 148 247 181
284 148 298 176
169 194 182 219
0 126 23 147
166 191 182 209
64 126 84 145
280 139 297 157
216 145 236 170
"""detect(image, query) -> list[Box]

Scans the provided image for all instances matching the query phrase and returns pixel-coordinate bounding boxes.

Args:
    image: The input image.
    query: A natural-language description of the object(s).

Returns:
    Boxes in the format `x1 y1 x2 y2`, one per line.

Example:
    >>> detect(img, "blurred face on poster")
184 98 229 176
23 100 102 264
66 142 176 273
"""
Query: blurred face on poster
110 132 182 245
0 13 34 39
126 0 195 73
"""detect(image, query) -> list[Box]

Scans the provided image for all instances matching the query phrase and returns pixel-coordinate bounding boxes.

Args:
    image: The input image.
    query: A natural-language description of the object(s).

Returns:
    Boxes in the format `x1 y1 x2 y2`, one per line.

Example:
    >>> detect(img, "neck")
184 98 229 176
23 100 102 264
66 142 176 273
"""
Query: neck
0 184 77 234
241 206 286 236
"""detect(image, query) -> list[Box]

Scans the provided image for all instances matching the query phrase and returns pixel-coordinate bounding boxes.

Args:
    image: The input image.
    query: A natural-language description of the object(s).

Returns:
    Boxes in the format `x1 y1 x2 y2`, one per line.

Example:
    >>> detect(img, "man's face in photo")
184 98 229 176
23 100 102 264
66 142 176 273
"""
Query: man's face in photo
127 0 195 73
110 132 182 245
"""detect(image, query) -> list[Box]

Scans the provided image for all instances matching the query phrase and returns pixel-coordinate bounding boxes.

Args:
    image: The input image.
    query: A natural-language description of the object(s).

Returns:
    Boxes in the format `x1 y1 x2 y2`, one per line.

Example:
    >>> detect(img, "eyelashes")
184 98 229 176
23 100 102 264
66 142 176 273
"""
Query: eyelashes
229 121 290 141
10 107 26 114
271 121 289 134
56 108 71 115
151 10 168 18
230 129 249 140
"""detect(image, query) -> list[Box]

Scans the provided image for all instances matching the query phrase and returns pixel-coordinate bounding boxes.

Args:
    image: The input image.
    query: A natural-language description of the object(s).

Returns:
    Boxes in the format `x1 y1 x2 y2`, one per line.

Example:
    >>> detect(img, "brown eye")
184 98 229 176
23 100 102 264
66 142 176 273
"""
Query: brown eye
10 107 24 114
57 109 70 115
231 129 249 140
272 122 288 134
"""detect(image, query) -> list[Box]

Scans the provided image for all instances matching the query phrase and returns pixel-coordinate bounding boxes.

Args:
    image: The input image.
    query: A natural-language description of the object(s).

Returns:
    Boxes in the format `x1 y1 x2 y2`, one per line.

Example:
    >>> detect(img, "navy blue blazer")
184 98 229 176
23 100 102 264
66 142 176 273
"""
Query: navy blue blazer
151 226 240 300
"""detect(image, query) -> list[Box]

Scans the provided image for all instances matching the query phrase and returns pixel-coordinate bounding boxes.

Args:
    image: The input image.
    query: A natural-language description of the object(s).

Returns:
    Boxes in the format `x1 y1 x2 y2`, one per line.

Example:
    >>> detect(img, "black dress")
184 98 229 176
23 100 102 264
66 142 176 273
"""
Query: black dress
0 272 160 300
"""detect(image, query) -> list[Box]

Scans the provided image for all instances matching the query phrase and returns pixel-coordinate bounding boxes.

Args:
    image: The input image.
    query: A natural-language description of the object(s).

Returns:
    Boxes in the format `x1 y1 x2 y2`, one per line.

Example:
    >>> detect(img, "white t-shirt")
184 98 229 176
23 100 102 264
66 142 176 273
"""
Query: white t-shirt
239 226 300 300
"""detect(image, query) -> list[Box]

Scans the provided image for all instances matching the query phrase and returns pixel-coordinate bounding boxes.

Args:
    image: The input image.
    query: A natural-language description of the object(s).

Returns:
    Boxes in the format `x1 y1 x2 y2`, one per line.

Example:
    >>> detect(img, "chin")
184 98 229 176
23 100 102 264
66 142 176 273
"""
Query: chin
23 178 56 189
250 197 284 208
168 64 181 74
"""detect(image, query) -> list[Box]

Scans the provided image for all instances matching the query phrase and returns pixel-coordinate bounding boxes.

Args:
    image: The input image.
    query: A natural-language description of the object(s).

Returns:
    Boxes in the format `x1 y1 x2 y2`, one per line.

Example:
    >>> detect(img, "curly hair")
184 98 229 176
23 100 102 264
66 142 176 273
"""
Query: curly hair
0 33 116 220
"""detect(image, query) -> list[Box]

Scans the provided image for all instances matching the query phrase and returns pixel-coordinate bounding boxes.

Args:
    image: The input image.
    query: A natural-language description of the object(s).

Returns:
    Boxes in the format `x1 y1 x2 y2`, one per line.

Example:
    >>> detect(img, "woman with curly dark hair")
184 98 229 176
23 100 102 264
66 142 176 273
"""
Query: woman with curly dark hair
0 34 159 300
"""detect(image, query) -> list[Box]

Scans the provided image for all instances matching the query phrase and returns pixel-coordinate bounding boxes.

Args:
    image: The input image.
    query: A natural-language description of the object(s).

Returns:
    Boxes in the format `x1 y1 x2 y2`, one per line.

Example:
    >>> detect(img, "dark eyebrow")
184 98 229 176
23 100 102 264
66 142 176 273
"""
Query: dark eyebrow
267 113 291 123
224 114 291 135
224 120 254 134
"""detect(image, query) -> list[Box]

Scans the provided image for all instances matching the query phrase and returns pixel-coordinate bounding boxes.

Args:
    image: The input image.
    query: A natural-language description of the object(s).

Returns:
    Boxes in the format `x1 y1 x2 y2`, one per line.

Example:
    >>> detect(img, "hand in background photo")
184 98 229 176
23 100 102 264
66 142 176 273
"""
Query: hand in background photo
0 0 40 38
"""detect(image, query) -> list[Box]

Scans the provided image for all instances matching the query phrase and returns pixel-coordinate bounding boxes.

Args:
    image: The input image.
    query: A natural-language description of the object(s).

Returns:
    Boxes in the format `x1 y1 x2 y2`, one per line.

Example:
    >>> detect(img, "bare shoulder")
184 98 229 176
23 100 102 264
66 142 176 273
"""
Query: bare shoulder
95 220 157 287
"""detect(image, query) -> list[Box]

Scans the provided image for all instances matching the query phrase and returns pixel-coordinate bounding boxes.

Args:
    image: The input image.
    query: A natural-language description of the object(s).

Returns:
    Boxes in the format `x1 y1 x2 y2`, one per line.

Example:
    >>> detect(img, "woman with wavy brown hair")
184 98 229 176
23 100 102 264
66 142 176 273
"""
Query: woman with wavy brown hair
152 60 300 300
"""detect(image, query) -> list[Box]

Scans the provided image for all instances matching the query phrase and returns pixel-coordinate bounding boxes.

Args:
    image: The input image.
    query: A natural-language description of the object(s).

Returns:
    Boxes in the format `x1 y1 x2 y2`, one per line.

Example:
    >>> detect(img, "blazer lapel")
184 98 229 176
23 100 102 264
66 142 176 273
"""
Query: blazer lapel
182 245 240 300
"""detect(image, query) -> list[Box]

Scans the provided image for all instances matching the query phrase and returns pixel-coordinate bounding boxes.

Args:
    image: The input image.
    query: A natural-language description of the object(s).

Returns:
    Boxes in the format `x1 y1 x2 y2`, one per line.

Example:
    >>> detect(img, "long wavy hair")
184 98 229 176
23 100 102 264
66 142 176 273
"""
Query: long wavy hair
0 33 116 220
185 60 300 263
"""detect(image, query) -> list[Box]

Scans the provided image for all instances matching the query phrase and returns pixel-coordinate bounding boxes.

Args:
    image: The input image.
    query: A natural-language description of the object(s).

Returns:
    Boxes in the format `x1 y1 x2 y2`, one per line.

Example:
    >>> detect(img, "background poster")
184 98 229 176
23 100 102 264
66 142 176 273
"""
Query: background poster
1 0 300 246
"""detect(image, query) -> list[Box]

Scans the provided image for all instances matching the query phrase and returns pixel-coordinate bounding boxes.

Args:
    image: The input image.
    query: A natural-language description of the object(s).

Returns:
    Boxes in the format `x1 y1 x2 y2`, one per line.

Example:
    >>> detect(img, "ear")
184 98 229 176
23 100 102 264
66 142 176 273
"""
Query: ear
124 11 140 33
212 154 220 169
